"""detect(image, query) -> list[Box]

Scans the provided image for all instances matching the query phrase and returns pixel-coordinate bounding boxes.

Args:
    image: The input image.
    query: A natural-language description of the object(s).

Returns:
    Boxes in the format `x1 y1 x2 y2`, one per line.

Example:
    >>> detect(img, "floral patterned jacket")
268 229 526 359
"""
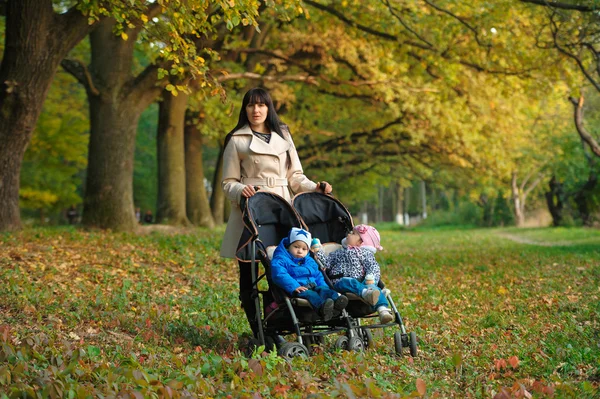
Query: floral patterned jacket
315 241 381 285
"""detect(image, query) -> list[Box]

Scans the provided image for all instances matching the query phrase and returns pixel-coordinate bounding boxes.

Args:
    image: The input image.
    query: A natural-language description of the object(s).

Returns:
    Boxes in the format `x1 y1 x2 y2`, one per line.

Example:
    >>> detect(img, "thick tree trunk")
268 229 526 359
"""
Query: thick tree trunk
156 90 191 226
0 1 93 230
511 171 525 227
574 171 597 227
84 95 141 229
72 19 162 230
184 113 215 227
210 144 226 224
545 176 564 227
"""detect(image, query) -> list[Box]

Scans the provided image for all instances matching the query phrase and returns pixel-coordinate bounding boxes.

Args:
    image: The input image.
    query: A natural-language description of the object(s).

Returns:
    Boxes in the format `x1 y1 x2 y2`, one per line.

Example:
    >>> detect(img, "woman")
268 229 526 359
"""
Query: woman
220 87 332 336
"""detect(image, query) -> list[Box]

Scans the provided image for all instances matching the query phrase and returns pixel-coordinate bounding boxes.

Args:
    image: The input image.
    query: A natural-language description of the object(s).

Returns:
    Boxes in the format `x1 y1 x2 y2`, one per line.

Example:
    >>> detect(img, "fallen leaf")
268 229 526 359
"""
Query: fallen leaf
248 358 263 376
416 378 426 396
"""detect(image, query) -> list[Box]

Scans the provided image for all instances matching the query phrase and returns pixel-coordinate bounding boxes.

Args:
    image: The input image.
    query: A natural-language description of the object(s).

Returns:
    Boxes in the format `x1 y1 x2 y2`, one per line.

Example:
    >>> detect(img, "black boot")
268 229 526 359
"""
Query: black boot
239 291 259 337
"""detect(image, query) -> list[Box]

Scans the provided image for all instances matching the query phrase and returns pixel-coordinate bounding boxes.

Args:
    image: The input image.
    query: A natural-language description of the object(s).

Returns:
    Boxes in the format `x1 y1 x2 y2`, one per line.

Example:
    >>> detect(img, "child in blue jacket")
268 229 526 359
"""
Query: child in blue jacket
271 227 348 321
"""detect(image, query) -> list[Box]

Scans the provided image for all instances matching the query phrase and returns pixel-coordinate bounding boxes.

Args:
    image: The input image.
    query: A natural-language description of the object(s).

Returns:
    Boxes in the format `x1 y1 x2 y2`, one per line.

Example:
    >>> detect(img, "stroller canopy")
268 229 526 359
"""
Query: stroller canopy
292 192 353 244
236 192 305 261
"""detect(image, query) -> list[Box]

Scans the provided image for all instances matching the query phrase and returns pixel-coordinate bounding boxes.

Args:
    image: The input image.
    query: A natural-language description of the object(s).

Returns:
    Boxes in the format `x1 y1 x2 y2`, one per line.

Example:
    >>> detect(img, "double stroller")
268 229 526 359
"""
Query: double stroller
236 191 417 359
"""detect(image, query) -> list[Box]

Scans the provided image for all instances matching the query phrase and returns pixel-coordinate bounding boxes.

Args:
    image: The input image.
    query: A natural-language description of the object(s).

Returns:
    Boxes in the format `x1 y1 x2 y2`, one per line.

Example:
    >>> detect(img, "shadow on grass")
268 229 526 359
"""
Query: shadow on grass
166 322 238 351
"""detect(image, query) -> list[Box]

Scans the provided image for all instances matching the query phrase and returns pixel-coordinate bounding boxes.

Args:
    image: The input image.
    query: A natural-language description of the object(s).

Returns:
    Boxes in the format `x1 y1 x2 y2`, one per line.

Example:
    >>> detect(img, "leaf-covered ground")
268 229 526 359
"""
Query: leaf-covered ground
1 226 599 398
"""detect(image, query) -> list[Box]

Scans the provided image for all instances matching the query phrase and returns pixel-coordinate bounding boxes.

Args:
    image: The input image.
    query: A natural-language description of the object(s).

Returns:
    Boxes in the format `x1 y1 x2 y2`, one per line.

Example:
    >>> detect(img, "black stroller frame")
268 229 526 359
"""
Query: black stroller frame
236 191 416 358
292 191 417 357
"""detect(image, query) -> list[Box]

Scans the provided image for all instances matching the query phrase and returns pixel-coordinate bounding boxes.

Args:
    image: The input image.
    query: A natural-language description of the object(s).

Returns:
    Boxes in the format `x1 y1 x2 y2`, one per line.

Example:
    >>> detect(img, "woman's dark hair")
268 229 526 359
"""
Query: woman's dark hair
223 88 287 149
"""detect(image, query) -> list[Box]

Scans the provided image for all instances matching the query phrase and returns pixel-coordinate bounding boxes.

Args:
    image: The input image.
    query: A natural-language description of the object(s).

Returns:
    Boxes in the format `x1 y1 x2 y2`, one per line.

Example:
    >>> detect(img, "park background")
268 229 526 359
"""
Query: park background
1 0 600 398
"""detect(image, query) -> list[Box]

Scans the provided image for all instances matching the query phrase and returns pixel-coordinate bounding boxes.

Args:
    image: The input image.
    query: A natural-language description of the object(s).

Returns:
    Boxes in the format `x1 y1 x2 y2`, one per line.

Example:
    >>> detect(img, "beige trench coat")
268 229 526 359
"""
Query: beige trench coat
219 125 317 258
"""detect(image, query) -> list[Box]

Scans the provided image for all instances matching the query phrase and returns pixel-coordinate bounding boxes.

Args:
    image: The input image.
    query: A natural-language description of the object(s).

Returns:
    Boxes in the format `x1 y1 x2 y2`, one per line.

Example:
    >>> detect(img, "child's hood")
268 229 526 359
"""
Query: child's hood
341 237 377 254
274 237 307 264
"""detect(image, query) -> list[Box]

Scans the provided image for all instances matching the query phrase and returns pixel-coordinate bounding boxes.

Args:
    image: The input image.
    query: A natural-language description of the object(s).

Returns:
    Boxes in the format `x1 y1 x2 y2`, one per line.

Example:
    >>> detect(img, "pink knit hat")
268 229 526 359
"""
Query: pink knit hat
354 224 383 251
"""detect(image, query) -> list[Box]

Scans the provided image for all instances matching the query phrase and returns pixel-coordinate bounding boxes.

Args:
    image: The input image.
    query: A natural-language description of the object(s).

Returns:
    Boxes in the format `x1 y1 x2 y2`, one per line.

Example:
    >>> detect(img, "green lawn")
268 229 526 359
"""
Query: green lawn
1 226 598 398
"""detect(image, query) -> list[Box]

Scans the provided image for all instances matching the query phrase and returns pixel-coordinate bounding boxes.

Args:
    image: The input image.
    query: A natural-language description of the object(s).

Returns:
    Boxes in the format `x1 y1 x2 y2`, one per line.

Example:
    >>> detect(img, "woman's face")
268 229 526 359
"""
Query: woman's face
246 101 268 128
346 231 362 247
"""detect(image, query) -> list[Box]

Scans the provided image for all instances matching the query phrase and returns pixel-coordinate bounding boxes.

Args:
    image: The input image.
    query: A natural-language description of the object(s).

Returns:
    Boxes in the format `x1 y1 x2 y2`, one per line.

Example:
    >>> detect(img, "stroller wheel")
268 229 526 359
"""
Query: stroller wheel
409 331 418 357
334 336 349 351
348 336 364 352
394 332 403 356
360 328 373 349
278 342 309 360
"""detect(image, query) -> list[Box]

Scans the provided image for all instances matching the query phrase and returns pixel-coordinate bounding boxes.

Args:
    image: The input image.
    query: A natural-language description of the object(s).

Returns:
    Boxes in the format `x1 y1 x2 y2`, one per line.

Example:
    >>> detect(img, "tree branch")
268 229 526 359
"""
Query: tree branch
524 172 545 198
216 71 318 84
60 59 100 95
569 95 600 157
550 15 600 92
304 0 536 76
303 0 405 43
422 0 491 48
296 116 406 153
520 0 597 12
127 63 165 108
55 3 98 51
381 0 433 48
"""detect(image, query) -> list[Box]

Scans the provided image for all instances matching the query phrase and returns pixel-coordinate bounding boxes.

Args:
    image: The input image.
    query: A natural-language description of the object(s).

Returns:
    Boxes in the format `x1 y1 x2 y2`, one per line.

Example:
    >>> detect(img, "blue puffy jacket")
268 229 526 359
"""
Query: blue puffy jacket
271 237 327 296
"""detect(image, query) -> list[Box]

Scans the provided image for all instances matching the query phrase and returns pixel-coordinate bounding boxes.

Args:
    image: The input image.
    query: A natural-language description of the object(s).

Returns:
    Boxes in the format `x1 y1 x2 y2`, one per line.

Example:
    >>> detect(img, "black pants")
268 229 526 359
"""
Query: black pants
239 260 259 337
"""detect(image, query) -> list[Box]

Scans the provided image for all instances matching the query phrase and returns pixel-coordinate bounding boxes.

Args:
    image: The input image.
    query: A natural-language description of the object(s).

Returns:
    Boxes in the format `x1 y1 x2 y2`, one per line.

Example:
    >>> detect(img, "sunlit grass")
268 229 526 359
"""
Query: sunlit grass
0 226 598 398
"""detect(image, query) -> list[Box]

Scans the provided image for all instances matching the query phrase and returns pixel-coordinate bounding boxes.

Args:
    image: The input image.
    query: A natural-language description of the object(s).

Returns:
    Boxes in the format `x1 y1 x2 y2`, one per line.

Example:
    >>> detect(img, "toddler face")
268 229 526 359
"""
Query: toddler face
346 231 363 247
288 240 309 258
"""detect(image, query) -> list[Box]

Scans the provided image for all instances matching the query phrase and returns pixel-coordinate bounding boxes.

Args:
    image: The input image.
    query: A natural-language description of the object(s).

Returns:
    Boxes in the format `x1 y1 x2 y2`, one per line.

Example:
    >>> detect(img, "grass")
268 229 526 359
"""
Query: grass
0 226 599 398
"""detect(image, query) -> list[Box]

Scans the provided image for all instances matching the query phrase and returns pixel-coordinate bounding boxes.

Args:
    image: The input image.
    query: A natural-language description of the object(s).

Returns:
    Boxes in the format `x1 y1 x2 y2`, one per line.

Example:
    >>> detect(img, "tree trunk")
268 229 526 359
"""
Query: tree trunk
0 1 93 231
545 176 564 227
84 93 142 229
574 171 598 227
69 19 162 230
511 171 525 227
184 112 214 227
420 180 427 219
210 144 226 224
479 194 494 227
395 183 404 225
156 90 191 226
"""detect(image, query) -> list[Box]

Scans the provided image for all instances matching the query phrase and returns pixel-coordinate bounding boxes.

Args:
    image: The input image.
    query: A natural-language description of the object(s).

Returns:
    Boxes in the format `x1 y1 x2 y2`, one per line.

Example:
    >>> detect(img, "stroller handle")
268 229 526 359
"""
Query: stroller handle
318 181 333 195
239 186 261 209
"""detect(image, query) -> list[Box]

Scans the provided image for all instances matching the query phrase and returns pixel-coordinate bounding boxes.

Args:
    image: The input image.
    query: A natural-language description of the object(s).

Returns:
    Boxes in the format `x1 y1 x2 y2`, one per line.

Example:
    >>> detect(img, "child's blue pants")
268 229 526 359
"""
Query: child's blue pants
333 277 389 309
295 286 339 309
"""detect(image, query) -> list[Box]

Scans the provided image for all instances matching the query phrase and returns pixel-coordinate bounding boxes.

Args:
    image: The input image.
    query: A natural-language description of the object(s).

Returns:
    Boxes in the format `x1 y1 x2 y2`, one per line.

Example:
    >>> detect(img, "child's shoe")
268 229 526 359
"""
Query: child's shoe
334 294 348 311
362 288 380 306
319 298 334 321
378 307 394 324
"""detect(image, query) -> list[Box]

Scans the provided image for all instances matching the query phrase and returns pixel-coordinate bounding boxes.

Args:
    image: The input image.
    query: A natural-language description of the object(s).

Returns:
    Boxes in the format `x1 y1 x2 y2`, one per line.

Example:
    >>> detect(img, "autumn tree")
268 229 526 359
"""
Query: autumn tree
0 0 99 231
62 1 267 231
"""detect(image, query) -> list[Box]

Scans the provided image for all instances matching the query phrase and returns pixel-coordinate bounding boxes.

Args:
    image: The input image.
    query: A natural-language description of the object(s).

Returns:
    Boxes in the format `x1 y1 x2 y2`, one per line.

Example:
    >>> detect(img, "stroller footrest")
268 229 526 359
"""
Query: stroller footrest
291 298 313 308
345 292 362 301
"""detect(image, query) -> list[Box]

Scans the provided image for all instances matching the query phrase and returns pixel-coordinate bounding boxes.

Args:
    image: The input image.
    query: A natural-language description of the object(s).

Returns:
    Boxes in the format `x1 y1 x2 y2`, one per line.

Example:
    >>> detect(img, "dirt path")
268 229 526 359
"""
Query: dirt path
496 232 576 247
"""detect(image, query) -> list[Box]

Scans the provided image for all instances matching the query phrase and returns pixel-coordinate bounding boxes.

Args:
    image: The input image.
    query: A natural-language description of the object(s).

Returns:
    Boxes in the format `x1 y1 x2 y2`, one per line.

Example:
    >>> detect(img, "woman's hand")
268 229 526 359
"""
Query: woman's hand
316 181 333 194
294 286 308 294
241 185 257 198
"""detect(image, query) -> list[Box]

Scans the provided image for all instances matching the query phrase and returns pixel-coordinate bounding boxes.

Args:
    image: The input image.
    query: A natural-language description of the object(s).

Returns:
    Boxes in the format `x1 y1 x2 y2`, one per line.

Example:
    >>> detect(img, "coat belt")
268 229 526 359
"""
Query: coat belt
242 177 288 188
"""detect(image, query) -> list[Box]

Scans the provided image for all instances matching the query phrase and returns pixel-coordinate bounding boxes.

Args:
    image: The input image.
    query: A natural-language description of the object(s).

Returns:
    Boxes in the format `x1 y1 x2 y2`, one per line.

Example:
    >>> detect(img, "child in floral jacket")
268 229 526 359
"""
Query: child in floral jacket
313 224 394 324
